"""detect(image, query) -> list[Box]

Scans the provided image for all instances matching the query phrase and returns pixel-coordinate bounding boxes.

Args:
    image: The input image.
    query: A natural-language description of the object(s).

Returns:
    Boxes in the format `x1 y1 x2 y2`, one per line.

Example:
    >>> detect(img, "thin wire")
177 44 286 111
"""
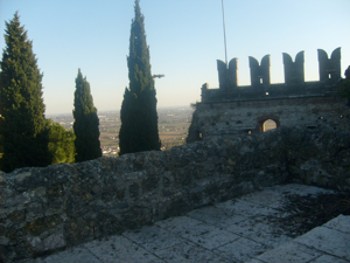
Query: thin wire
221 0 228 65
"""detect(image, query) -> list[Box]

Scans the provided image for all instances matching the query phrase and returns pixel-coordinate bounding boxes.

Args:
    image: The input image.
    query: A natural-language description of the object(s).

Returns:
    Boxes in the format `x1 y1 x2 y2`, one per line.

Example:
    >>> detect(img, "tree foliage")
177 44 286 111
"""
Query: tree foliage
0 13 50 172
47 120 75 164
119 0 161 154
73 69 102 162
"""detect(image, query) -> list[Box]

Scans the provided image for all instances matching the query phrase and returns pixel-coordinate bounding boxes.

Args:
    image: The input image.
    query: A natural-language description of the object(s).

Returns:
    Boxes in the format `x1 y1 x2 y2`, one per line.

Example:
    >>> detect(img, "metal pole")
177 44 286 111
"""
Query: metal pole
221 0 228 65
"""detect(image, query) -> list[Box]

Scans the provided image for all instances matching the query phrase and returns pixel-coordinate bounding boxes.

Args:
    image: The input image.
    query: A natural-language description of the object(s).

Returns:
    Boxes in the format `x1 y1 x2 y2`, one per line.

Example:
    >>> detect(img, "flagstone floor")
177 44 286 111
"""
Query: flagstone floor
23 184 350 263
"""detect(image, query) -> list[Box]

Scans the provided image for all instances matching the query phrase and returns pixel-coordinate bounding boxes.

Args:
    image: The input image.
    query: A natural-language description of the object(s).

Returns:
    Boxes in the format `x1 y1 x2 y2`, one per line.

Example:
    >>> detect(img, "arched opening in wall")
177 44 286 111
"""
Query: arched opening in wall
261 119 278 132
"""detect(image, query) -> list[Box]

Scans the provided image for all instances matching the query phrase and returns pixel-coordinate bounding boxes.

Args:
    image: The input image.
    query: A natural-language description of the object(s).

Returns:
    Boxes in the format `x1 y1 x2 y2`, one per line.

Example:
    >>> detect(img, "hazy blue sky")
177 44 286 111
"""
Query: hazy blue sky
1 0 349 114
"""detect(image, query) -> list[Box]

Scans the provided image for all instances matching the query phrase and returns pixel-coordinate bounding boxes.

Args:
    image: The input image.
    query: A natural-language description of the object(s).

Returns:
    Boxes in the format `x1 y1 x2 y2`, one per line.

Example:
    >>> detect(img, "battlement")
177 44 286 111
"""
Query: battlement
202 48 341 103
188 47 349 141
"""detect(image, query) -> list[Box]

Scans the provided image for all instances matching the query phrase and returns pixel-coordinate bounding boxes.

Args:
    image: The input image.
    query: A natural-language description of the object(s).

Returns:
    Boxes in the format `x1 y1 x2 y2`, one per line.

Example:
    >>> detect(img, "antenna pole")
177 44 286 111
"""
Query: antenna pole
221 0 228 65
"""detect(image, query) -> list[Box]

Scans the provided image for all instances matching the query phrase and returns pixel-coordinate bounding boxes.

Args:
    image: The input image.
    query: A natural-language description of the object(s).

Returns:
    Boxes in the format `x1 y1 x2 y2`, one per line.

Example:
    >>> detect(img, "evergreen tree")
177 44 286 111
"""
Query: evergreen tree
73 69 102 162
0 13 50 172
119 0 161 154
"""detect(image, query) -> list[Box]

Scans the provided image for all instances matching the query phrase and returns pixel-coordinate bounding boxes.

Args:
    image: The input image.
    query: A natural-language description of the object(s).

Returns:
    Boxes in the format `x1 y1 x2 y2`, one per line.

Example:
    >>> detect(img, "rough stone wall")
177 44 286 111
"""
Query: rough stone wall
187 96 350 141
193 48 348 142
1 126 350 262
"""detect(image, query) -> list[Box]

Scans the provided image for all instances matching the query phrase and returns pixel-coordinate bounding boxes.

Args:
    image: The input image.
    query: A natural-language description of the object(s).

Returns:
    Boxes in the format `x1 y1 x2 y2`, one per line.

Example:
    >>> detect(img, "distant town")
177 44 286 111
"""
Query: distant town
48 106 194 156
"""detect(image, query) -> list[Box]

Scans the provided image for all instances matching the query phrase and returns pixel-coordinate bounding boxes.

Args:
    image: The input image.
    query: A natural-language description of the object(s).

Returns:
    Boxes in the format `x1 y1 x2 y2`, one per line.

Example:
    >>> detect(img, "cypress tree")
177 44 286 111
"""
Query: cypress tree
73 69 102 162
119 0 161 154
0 13 50 172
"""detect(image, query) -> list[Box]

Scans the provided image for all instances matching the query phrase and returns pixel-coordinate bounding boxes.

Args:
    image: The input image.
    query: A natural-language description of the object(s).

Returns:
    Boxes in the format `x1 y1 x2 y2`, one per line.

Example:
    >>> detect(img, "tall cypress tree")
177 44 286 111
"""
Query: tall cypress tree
73 69 102 162
119 0 161 154
0 13 50 172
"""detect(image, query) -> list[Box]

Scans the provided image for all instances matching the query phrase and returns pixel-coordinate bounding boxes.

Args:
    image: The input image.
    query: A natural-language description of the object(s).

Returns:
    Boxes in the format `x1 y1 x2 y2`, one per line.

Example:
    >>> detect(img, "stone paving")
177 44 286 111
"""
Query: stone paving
24 184 350 263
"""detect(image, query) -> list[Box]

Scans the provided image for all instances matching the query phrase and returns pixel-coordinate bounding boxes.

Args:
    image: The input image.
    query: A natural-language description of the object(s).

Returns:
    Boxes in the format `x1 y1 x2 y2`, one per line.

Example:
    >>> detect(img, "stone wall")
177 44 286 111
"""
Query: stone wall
1 126 350 262
192 48 349 142
187 96 350 141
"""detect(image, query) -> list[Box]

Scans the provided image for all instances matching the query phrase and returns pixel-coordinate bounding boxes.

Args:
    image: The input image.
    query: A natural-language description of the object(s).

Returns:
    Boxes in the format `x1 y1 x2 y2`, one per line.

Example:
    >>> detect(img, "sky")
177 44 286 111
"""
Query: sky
0 0 349 115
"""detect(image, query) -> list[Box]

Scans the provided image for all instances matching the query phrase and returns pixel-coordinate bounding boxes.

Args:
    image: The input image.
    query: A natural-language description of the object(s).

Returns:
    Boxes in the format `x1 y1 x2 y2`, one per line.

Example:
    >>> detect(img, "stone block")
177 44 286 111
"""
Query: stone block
123 225 182 251
215 237 269 262
154 240 230 263
27 231 65 254
309 255 350 263
83 235 161 263
295 226 350 261
255 241 321 263
323 215 350 234
42 246 100 263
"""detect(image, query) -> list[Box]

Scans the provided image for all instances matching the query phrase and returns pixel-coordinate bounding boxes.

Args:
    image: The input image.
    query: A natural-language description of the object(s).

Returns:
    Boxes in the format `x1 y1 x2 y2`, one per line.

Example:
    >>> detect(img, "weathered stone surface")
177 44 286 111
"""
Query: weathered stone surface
309 255 350 263
30 185 350 263
192 49 349 142
251 242 321 263
188 95 350 142
1 126 350 262
295 226 350 261
323 214 350 234
83 235 162 263
251 215 350 263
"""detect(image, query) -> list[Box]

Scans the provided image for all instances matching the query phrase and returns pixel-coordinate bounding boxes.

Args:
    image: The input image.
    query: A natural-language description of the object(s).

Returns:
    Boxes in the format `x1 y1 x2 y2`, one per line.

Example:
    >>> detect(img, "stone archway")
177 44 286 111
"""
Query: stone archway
260 118 279 132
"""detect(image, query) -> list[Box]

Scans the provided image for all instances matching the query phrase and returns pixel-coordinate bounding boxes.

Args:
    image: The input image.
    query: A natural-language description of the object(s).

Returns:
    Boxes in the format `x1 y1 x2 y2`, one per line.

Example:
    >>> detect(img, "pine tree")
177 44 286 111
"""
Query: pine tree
0 13 50 172
73 69 102 162
119 0 161 154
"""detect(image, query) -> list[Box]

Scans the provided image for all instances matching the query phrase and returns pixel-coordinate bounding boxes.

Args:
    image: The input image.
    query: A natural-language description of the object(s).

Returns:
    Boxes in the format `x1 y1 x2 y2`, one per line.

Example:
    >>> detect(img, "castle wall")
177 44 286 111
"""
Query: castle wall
1 126 350 262
187 95 350 141
188 48 349 141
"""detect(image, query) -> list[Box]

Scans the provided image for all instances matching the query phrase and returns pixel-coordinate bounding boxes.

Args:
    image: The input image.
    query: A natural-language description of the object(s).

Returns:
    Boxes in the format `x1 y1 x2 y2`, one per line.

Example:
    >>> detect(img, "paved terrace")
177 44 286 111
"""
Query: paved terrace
24 184 350 263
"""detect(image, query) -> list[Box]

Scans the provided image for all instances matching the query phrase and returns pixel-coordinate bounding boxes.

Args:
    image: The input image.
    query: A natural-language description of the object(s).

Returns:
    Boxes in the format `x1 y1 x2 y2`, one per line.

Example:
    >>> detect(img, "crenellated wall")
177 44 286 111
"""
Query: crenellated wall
211 48 341 95
1 126 350 262
187 48 349 141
